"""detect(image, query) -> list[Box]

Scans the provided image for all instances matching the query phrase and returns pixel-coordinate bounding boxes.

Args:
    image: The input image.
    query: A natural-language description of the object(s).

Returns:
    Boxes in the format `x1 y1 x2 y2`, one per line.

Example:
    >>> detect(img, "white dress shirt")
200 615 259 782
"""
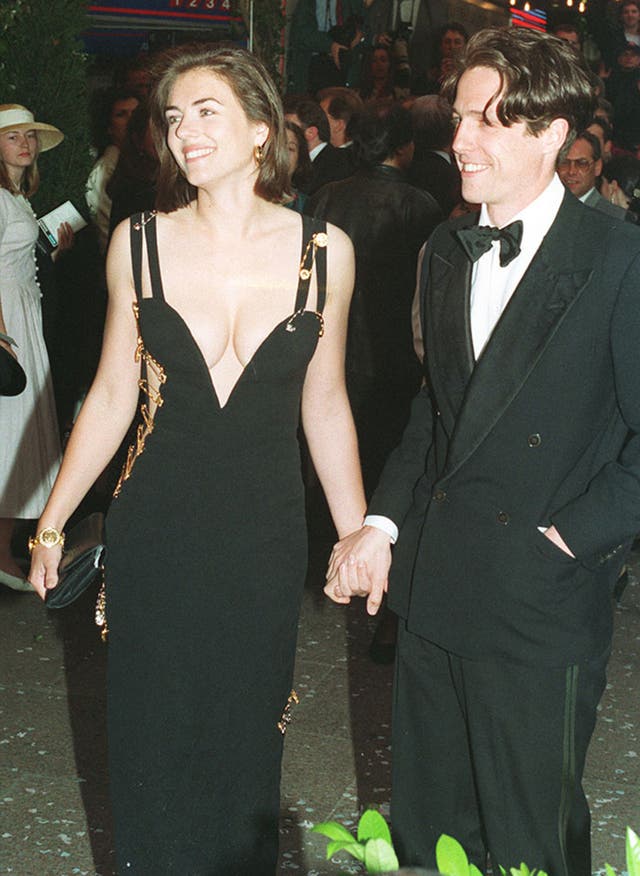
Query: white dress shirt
365 174 566 542
309 142 328 162
470 174 565 358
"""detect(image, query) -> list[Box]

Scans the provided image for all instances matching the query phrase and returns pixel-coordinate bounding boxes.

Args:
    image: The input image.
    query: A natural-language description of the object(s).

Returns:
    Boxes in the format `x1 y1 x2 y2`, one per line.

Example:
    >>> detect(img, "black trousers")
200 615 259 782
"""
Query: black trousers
391 622 610 876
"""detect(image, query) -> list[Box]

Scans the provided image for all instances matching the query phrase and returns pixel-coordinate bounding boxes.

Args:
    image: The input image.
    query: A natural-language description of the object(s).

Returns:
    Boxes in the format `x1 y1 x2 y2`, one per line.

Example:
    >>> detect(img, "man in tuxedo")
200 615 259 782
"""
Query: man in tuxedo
285 99 353 195
326 27 640 876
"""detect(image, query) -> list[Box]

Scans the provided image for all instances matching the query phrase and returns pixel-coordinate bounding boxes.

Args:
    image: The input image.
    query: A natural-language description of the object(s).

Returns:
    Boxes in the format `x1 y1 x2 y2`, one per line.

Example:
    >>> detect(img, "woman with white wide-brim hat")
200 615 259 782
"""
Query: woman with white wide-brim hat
0 104 72 590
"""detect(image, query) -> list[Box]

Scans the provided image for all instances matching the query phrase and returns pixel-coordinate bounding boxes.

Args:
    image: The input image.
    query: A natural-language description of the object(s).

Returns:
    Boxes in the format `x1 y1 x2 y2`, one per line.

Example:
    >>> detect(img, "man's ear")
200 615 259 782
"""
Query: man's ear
542 117 570 156
304 125 318 144
595 157 603 178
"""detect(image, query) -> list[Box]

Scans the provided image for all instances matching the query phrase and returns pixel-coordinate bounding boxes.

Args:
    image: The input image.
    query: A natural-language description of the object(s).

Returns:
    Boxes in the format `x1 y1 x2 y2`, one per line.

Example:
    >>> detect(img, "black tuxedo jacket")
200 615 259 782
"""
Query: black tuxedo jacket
369 191 640 664
303 143 353 196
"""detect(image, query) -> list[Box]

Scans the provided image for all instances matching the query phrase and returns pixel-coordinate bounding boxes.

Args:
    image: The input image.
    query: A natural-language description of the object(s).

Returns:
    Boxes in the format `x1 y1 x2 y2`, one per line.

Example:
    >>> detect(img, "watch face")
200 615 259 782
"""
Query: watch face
41 528 59 547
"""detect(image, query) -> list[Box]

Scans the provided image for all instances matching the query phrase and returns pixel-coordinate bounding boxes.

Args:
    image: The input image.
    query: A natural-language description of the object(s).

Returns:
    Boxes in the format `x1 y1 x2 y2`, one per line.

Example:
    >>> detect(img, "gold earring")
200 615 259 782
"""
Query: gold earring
254 143 264 165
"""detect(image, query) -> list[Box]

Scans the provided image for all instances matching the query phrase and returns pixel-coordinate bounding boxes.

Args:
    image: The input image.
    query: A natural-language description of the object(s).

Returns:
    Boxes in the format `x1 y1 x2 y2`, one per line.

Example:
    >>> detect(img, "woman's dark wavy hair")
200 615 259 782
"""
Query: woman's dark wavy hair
442 27 596 157
149 43 290 212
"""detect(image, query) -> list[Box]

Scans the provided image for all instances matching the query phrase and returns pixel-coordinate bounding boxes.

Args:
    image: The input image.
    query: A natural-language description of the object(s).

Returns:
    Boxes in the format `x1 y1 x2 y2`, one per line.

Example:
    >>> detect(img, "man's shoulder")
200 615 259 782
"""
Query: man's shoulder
583 188 628 221
569 192 640 247
427 210 476 247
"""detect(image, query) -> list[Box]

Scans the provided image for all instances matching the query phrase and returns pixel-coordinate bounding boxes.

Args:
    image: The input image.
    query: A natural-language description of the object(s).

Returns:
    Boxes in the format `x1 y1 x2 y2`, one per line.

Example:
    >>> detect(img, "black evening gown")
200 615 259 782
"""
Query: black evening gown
104 213 327 875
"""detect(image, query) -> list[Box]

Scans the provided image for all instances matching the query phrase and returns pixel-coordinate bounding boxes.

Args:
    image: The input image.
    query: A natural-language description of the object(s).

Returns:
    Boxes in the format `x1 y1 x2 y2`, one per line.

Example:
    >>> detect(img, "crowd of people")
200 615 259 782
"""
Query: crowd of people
1 5 640 875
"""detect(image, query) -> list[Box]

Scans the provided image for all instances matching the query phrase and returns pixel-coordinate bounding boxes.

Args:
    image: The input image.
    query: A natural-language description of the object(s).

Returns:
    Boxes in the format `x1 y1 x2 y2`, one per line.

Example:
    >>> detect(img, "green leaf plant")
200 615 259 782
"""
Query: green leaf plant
312 812 639 876
312 809 400 873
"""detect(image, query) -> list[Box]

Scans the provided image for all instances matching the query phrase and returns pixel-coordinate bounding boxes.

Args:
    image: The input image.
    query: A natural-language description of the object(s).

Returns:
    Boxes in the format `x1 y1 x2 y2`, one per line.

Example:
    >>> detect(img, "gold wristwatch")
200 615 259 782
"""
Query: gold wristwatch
28 527 65 553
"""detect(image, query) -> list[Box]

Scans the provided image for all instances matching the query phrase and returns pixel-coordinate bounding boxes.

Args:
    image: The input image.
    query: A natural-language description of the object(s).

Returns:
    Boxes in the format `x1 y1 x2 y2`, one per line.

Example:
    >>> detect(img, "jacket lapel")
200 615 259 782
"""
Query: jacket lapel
424 220 475 438
440 194 595 478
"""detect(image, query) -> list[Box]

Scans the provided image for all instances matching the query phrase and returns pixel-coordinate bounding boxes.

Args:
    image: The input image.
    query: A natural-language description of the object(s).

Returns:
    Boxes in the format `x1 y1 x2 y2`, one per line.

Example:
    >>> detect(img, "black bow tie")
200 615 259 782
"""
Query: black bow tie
456 220 524 268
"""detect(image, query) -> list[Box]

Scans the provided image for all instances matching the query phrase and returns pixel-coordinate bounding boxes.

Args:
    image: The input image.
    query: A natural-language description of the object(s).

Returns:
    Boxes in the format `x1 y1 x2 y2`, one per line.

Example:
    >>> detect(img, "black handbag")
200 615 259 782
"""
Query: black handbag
0 346 27 396
45 513 106 609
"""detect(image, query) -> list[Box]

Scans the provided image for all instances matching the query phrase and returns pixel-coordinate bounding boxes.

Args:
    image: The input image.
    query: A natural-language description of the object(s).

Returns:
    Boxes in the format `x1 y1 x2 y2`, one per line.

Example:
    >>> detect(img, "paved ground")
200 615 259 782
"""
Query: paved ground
1 529 638 875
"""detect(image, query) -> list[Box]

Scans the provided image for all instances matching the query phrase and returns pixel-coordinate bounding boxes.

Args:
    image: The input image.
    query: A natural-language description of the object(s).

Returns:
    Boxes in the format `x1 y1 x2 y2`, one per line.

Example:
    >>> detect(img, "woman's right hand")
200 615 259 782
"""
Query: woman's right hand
28 544 63 601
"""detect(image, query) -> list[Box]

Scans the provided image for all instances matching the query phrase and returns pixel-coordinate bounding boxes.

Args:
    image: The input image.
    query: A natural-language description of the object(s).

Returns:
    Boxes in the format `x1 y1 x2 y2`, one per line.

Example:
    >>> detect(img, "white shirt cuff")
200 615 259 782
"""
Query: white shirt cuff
363 515 398 544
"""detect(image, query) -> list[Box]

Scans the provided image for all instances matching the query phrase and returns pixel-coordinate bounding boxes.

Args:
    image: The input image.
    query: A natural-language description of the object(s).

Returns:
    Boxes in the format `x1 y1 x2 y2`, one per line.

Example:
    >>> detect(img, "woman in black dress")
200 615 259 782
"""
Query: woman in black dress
28 45 365 874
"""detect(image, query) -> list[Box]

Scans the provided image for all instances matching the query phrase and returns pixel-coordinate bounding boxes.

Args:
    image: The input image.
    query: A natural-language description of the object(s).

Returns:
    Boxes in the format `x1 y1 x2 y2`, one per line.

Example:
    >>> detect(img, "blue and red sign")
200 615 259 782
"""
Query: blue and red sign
511 7 547 32
84 0 244 54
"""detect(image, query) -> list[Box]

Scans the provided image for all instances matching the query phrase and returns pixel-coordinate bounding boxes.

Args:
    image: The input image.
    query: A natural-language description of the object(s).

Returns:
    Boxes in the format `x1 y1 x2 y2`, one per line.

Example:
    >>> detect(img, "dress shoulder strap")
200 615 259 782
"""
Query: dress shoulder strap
294 215 328 314
129 213 144 303
128 211 165 302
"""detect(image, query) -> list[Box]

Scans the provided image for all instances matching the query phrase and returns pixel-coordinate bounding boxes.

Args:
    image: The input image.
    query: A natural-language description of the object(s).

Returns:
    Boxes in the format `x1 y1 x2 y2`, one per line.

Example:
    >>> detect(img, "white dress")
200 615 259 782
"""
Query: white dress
0 188 61 519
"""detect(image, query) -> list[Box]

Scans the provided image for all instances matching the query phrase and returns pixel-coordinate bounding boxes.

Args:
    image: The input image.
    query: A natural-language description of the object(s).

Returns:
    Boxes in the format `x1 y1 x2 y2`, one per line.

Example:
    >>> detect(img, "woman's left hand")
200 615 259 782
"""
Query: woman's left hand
51 222 75 261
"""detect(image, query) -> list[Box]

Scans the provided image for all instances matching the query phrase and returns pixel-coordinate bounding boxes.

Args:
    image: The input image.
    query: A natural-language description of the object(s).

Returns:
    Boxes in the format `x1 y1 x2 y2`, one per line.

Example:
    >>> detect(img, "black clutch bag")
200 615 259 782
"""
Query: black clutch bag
0 346 27 396
45 513 106 609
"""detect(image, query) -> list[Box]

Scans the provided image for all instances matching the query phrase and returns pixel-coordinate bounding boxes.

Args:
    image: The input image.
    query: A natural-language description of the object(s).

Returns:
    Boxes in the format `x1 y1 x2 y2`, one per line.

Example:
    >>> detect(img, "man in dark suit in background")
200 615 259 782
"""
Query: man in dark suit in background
409 94 461 216
325 28 640 876
308 103 441 494
285 99 353 195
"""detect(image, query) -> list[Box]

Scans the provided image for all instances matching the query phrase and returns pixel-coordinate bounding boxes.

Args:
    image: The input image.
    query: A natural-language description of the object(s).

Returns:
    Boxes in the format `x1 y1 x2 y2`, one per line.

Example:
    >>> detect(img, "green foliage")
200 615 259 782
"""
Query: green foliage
606 826 640 876
313 809 399 873
0 0 92 214
237 0 285 87
436 834 484 876
313 813 639 876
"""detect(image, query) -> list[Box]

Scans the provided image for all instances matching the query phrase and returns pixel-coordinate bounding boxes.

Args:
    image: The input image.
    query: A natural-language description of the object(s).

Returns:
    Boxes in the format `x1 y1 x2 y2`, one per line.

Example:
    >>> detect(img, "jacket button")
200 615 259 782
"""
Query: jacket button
433 489 447 502
497 511 510 525
527 433 542 448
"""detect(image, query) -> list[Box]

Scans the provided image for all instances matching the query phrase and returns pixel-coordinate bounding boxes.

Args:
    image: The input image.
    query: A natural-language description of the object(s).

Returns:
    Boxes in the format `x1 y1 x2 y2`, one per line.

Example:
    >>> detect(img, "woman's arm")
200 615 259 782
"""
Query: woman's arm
28 220 142 597
301 223 366 540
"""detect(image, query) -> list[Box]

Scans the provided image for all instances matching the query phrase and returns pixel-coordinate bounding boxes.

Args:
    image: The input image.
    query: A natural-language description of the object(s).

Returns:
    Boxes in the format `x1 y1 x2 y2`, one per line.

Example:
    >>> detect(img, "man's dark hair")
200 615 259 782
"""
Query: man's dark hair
325 94 363 140
290 99 331 144
575 129 602 162
325 94 360 123
354 103 413 166
442 28 596 154
601 153 640 199
552 22 580 38
411 95 454 151
588 115 613 144
317 87 364 119
440 22 469 45
596 97 614 123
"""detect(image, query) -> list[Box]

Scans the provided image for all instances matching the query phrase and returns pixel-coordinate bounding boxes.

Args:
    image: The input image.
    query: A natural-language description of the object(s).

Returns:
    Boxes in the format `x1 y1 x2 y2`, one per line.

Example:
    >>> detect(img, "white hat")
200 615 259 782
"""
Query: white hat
0 104 64 151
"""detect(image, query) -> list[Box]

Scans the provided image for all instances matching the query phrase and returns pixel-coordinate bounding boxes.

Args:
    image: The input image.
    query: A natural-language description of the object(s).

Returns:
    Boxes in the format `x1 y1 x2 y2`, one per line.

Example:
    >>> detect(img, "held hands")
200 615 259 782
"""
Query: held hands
325 526 392 616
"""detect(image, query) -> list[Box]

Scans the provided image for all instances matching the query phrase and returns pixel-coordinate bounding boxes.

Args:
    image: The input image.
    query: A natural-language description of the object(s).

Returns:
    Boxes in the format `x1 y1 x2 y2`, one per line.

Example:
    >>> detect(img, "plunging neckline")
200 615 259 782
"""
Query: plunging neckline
134 212 326 410
143 298 315 410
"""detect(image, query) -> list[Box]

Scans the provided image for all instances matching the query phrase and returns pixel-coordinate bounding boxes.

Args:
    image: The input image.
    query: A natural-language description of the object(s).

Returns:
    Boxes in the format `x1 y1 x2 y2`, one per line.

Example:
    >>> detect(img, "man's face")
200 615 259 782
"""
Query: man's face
452 66 558 224
623 2 640 30
319 98 345 146
558 137 601 198
618 46 640 69
555 28 581 51
586 122 612 162
441 29 466 59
